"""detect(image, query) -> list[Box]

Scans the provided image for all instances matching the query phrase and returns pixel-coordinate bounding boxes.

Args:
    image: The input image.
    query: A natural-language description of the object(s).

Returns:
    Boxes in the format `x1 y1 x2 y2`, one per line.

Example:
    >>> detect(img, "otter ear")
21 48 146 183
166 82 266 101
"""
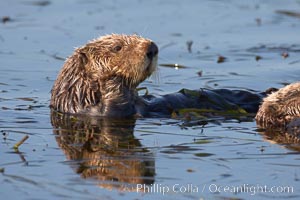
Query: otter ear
78 52 89 66
74 47 89 67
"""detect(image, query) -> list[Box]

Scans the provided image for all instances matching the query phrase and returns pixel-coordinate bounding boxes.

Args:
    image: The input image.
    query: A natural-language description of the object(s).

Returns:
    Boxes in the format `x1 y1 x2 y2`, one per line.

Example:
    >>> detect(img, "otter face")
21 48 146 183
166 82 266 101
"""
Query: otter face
81 34 158 87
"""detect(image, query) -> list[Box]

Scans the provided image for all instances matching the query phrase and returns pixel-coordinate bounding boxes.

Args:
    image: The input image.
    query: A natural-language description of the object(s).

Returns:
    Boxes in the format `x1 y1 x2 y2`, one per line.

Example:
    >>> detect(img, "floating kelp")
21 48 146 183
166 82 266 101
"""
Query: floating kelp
15 97 36 102
282 52 289 58
171 107 250 128
51 54 65 61
217 55 227 63
138 88 262 119
136 87 149 95
186 40 193 53
171 108 208 120
23 0 51 6
160 63 189 69
175 107 247 117
276 10 300 18
247 44 300 53
194 152 214 157
255 55 262 61
197 70 203 77
13 135 29 150
2 16 11 24
193 139 212 145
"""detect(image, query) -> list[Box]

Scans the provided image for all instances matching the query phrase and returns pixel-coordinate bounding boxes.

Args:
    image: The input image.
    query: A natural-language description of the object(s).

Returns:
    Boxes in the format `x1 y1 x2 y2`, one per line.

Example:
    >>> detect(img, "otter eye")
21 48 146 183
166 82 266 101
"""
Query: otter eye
112 45 122 53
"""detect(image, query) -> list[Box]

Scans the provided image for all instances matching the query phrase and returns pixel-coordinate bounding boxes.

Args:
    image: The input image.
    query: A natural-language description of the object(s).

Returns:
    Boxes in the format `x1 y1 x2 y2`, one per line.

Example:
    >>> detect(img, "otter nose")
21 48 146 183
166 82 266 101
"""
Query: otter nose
146 42 159 60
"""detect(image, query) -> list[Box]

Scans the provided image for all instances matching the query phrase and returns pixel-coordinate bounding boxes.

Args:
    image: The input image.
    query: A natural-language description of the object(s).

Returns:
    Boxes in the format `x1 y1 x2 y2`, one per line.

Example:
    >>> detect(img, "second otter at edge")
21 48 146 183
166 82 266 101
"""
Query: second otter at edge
256 82 300 128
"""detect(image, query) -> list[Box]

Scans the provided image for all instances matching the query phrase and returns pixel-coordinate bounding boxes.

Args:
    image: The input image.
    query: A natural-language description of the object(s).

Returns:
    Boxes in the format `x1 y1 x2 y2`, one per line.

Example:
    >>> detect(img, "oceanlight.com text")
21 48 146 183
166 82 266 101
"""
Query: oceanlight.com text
136 183 294 196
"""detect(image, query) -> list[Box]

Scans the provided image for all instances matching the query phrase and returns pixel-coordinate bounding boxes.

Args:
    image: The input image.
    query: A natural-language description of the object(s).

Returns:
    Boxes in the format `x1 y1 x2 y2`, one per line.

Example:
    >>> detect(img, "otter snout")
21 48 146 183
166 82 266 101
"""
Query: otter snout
146 42 158 60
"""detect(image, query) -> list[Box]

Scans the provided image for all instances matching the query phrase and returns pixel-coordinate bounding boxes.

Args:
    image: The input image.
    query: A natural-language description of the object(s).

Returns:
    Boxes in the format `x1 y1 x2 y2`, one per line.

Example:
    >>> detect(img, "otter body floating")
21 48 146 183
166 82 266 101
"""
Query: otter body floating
50 34 263 118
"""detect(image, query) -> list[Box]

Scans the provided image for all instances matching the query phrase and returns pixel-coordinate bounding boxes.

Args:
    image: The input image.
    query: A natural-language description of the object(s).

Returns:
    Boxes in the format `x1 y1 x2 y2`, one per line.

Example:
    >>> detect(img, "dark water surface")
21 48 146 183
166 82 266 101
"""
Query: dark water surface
1 0 300 199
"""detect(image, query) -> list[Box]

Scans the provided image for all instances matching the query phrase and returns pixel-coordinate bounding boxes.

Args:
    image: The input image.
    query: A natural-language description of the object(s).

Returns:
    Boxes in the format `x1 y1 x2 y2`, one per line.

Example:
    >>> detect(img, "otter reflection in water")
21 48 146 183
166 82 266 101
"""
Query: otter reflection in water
51 111 155 190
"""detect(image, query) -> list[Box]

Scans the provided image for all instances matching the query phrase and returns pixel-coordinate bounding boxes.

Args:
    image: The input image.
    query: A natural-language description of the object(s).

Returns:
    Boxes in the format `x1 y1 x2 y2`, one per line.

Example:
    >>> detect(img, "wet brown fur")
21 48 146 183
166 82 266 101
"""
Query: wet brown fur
256 82 300 127
50 34 158 117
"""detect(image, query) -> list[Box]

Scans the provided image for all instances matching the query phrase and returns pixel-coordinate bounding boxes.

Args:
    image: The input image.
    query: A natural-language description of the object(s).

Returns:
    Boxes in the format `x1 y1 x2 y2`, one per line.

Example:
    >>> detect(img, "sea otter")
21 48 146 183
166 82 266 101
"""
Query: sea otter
256 82 300 127
50 34 263 118
50 34 158 117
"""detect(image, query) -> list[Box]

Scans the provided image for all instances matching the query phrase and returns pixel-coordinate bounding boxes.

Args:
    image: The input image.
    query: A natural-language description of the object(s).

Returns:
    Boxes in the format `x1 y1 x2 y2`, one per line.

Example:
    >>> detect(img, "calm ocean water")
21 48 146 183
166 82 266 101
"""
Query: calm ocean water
1 0 300 199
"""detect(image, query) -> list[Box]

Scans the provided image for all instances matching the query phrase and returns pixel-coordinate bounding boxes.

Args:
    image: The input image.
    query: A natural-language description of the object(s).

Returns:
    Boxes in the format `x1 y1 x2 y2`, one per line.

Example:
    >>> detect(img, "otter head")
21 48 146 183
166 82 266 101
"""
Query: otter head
50 34 158 116
80 34 158 87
